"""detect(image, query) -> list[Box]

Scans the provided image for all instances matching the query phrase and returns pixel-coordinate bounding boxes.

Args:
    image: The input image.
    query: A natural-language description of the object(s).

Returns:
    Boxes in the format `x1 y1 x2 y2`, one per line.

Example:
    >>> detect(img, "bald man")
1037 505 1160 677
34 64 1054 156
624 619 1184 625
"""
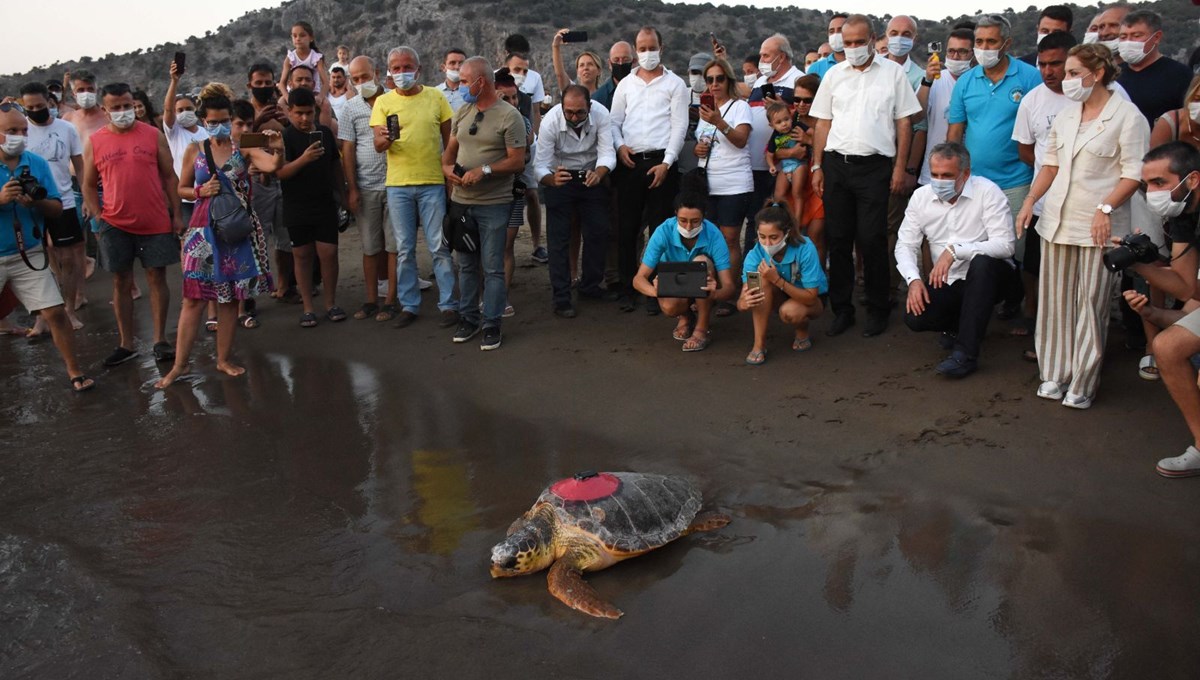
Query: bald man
593 41 634 110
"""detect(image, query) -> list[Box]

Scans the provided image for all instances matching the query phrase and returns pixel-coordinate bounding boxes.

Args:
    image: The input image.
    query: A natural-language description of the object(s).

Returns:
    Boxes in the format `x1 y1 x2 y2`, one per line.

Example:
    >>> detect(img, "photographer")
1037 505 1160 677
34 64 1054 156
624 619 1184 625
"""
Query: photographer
0 104 93 391
1121 142 1200 477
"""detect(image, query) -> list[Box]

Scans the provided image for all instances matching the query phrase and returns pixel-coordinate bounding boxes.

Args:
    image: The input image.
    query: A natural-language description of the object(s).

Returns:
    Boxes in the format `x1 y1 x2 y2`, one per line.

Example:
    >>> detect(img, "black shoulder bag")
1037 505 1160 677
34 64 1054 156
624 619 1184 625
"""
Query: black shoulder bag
203 140 254 244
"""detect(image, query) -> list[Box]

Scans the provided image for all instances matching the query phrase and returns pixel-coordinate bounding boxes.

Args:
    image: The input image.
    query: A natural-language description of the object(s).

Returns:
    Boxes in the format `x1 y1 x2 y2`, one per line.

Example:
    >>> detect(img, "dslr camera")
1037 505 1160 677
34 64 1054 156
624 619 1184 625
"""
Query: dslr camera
17 168 48 200
1103 233 1160 272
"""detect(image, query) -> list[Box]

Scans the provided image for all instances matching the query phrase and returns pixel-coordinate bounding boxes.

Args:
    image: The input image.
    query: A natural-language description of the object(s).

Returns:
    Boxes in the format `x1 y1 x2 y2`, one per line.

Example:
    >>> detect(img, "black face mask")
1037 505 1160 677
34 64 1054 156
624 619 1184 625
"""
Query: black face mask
251 86 277 105
27 108 52 125
611 62 633 82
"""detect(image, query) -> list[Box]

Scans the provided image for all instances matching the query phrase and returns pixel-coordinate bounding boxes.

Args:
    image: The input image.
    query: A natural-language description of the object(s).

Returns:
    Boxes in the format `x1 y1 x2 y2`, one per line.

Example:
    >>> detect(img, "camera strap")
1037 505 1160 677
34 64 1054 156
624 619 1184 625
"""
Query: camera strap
12 211 48 271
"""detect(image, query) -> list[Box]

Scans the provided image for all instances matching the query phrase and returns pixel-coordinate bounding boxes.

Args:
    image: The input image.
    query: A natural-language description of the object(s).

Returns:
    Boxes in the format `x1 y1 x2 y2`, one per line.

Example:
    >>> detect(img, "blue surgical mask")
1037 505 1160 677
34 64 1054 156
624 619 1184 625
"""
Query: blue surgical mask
394 71 417 90
205 122 231 139
49 107 59 119
461 78 480 104
930 178 960 202
887 36 914 57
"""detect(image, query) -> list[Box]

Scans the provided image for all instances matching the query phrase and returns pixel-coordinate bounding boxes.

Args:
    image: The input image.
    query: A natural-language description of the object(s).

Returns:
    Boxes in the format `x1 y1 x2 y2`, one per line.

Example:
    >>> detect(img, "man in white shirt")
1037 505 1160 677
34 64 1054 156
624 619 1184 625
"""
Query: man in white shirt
327 66 352 122
535 85 616 318
609 25 689 312
897 142 1018 378
748 34 804 237
161 60 208 225
436 48 468 113
811 14 921 338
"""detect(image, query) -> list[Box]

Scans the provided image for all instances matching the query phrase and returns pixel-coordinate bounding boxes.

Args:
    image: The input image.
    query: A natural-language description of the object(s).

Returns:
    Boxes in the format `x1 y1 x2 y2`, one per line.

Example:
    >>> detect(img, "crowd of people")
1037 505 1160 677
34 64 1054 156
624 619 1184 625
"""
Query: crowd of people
3 7 1200 476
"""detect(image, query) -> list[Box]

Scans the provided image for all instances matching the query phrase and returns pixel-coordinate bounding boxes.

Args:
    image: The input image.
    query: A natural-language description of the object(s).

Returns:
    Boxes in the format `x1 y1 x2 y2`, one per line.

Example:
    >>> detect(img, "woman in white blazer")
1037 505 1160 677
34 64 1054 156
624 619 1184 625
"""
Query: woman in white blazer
1017 44 1150 409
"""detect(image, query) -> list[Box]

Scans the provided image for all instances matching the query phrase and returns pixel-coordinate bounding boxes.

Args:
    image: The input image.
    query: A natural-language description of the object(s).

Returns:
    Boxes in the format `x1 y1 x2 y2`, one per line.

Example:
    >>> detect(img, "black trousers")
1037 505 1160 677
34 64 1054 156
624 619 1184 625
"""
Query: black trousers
544 180 610 308
904 255 1021 358
823 152 892 318
615 151 679 292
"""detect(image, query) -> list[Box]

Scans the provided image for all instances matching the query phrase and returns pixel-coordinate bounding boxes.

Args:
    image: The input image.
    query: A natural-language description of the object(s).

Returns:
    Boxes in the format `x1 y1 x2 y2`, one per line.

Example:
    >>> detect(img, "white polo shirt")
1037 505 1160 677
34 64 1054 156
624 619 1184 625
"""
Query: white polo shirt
810 56 922 158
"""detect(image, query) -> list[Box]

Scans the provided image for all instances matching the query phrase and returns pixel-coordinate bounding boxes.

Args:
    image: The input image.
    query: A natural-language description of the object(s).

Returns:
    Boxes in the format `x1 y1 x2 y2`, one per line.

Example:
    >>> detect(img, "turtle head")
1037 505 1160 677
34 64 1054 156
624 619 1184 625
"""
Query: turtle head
489 517 554 578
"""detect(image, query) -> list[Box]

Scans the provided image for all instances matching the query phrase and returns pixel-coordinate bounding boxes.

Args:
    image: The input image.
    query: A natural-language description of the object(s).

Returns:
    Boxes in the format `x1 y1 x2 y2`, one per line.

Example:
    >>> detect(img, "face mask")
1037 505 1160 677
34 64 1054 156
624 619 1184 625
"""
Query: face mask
611 61 633 81
844 45 871 67
945 59 972 77
76 91 97 109
110 109 136 129
677 222 702 239
689 74 705 93
637 51 661 71
394 72 417 90
743 73 757 85
461 78 480 104
1189 102 1200 122
205 122 231 138
0 135 27 156
27 108 52 125
974 48 1002 69
1083 32 1099 45
930 177 960 202
567 116 587 130
887 36 914 57
1117 40 1149 65
49 108 59 119
1036 32 1048 45
251 86 276 105
762 240 787 257
1146 174 1195 219
1098 39 1120 54
512 73 526 88
1061 75 1094 102
758 60 776 78
177 110 198 128
445 69 461 83
357 81 379 99
829 33 845 53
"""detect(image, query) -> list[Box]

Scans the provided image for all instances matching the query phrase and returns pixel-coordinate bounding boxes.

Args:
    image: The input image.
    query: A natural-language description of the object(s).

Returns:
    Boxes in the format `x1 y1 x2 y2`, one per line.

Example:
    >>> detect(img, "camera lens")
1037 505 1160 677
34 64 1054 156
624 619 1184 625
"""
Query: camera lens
1103 246 1135 272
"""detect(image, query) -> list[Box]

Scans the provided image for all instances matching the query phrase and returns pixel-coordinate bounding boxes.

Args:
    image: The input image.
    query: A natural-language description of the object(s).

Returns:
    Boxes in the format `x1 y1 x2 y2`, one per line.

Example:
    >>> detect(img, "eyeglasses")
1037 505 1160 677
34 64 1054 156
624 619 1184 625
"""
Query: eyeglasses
704 75 727 84
794 97 814 104
468 111 484 135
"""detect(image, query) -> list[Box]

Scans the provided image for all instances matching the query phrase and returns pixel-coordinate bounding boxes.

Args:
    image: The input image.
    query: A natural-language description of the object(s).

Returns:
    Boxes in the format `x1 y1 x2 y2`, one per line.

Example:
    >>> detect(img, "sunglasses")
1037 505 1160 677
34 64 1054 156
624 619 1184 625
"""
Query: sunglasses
794 97 814 104
468 111 484 135
704 75 727 84
0 102 23 114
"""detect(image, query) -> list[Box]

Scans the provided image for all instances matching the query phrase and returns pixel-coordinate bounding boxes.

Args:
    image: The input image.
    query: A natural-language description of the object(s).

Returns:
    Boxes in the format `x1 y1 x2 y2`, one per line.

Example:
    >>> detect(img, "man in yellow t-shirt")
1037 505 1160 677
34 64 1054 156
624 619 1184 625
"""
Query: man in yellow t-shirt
369 46 458 329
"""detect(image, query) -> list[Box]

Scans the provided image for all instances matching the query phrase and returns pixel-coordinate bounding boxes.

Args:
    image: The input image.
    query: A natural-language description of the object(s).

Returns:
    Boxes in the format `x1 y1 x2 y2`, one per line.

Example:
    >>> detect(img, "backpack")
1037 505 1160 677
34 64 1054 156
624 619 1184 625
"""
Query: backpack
204 139 254 245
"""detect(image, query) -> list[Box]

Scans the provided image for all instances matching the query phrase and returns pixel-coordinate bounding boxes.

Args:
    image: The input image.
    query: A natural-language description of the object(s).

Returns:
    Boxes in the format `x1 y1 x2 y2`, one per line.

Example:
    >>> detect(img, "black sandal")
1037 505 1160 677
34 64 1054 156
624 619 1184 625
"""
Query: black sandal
299 312 318 328
70 375 95 392
326 306 348 322
353 302 380 320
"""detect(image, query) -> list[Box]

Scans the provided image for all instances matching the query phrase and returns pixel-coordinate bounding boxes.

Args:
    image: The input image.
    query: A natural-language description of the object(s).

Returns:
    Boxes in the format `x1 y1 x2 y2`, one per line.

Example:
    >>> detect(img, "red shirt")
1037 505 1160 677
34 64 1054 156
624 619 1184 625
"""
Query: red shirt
91 122 171 235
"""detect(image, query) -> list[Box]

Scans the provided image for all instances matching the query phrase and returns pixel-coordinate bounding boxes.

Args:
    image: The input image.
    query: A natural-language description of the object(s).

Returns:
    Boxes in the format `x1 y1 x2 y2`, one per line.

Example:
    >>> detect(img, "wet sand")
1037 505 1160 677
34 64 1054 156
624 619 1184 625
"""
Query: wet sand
2 229 1199 679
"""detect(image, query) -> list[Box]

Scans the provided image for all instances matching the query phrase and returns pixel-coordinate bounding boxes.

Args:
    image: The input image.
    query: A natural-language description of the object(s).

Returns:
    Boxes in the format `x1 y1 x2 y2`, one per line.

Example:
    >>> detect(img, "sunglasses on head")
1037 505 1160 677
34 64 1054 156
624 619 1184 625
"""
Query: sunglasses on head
0 102 24 114
704 75 727 84
468 110 484 135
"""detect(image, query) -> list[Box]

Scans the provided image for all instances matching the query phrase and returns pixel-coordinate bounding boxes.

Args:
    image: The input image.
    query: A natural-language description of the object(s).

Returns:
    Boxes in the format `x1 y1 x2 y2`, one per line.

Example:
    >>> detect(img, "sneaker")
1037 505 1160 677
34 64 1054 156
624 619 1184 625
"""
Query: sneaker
1061 392 1093 409
935 351 977 378
377 281 388 297
418 277 433 291
480 326 502 350
503 304 515 318
452 320 480 343
103 346 138 367
531 246 549 264
1156 446 1200 478
1036 381 1064 400
437 310 460 328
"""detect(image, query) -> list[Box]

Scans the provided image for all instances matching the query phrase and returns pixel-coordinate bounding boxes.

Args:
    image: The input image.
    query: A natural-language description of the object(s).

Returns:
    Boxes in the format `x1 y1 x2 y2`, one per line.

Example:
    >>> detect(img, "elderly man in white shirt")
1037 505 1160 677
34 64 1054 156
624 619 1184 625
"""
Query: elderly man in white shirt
811 14 922 339
897 142 1020 378
535 85 617 318
609 25 689 313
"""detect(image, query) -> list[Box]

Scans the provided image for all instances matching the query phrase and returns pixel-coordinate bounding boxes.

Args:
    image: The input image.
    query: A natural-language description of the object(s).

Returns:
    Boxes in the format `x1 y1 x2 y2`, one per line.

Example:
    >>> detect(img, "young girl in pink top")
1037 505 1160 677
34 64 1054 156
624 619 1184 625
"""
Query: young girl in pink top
279 21 329 96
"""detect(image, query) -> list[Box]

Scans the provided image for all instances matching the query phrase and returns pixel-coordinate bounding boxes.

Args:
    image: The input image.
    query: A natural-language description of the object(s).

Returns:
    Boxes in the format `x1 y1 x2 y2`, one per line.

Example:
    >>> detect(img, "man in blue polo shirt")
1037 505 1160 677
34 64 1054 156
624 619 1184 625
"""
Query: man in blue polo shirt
807 13 847 79
0 104 93 391
633 193 735 352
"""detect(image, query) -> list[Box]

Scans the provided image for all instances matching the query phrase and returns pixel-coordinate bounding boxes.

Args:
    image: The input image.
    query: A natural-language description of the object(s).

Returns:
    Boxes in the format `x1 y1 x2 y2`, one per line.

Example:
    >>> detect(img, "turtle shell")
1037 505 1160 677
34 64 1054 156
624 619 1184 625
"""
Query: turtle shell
537 472 703 554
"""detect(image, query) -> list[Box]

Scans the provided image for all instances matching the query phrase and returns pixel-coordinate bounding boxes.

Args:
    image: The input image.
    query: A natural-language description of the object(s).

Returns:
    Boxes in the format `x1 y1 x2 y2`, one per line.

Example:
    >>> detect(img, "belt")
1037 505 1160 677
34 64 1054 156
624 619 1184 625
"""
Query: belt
826 150 890 164
629 149 666 162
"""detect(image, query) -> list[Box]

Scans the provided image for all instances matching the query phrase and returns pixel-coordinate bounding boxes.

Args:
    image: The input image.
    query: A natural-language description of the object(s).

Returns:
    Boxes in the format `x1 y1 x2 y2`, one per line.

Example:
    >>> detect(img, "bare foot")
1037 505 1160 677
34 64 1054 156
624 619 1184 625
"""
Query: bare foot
154 365 191 389
75 296 89 309
67 313 84 330
0 320 28 336
216 361 245 378
131 283 143 300
84 256 96 280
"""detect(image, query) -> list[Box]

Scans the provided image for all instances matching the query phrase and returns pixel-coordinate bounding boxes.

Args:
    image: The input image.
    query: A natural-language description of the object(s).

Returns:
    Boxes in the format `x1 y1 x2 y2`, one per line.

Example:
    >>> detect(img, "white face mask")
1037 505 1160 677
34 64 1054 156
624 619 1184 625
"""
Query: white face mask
76 91 97 109
1035 32 1048 45
677 222 702 239
445 69 461 83
844 45 871 67
743 73 757 85
1098 39 1120 54
637 50 661 71
1189 102 1200 123
1117 40 1150 65
1061 75 1094 102
974 48 1002 69
689 74 705 93
512 72 526 88
829 33 844 53
1082 32 1099 45
1 134 27 157
930 177 960 202
758 60 776 78
176 110 197 128
945 59 972 77
1146 174 1195 219
357 81 379 99
761 240 787 257
887 36 913 57
110 109 137 129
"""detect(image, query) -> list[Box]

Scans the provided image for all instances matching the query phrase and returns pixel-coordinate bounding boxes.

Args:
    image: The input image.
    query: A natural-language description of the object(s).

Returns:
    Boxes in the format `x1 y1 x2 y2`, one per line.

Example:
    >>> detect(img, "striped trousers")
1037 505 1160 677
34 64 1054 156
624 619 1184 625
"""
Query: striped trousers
1036 240 1116 398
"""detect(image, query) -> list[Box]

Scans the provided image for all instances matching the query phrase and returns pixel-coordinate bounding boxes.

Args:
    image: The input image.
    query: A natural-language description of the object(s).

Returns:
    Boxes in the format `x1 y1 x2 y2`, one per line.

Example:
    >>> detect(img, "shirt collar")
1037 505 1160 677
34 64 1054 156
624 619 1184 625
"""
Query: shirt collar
667 218 715 249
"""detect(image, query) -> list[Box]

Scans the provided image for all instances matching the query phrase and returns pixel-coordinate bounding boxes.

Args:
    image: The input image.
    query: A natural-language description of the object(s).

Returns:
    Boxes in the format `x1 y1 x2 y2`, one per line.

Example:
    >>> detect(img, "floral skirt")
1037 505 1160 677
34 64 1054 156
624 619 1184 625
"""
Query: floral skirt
181 220 273 303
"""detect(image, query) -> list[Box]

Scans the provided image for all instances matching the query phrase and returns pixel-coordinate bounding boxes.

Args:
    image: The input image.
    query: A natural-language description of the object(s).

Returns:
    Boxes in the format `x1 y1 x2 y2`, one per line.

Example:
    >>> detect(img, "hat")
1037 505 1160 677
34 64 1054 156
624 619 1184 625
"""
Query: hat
689 52 714 73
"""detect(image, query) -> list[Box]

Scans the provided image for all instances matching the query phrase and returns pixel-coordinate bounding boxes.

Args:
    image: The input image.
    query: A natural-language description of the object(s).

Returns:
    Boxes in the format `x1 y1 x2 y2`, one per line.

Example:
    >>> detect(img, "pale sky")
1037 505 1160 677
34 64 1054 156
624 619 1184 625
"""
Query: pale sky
3 0 1086 75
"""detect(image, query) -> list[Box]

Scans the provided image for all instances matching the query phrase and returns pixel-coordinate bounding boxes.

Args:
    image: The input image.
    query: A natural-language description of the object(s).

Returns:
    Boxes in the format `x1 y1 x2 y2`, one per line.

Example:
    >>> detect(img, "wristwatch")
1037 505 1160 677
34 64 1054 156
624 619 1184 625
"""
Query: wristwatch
946 243 958 259
1096 203 1113 215
482 164 493 176
920 77 934 88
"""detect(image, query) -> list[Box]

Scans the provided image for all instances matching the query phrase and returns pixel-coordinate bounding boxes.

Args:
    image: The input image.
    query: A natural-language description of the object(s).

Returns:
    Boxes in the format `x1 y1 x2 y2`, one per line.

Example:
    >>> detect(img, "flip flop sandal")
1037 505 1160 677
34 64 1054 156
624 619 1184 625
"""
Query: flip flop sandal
672 311 697 341
745 349 767 366
299 312 318 328
375 303 400 322
205 318 218 332
326 306 348 323
70 375 95 392
682 330 710 353
792 337 813 352
1139 354 1160 381
353 302 380 320
238 314 260 329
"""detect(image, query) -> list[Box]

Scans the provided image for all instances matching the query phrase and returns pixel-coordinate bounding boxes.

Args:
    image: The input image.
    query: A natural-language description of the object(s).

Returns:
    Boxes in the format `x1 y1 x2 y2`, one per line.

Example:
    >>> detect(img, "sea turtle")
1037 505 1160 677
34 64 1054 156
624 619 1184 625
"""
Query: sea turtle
489 471 730 619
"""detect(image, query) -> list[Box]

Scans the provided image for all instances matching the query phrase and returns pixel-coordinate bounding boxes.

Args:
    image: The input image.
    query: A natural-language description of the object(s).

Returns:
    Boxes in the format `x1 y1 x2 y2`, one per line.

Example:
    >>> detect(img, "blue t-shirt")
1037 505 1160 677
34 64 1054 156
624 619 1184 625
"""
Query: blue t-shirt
642 217 731 272
947 57 1042 190
742 240 828 294
807 54 839 80
0 152 61 257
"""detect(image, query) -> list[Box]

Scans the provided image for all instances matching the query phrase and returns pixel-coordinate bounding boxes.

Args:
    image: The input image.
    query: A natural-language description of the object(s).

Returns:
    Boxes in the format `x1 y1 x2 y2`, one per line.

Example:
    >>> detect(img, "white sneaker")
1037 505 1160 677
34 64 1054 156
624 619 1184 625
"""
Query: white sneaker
1061 392 1092 409
502 304 515 318
377 281 387 297
419 277 433 291
1036 381 1064 400
1156 446 1200 478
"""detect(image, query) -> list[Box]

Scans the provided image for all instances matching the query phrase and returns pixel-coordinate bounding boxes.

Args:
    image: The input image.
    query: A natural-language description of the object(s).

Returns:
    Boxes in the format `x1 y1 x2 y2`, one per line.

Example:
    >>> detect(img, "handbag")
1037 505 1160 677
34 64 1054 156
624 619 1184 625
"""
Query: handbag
443 200 480 253
204 139 254 245
681 101 734 197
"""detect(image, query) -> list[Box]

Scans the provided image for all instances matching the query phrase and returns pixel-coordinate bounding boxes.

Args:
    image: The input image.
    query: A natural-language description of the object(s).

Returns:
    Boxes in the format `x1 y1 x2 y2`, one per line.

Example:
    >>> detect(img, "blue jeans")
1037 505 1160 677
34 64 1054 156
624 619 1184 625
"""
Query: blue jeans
386 185 456 313
455 202 509 328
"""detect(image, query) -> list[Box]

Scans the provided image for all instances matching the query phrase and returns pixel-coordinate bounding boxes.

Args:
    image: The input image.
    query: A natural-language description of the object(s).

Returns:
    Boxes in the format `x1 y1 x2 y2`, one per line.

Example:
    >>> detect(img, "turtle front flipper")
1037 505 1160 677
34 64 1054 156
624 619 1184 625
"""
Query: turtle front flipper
547 558 623 619
684 511 731 535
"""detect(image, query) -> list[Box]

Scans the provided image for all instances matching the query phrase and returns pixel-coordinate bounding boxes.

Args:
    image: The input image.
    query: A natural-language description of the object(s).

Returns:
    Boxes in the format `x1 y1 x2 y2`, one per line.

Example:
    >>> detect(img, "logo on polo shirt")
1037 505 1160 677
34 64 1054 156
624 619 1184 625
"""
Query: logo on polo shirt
1009 88 1025 104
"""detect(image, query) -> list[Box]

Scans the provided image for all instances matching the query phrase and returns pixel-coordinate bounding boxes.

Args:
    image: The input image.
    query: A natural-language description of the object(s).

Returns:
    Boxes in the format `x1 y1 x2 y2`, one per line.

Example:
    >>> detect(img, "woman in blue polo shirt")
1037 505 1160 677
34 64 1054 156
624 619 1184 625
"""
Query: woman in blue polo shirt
736 204 827 365
632 193 735 352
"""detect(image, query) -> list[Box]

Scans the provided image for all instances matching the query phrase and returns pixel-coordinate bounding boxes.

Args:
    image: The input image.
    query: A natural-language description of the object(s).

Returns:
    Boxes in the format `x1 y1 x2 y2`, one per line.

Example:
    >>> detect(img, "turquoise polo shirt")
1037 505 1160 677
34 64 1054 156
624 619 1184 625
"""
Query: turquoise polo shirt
743 240 828 294
642 217 731 272
0 152 61 257
947 56 1042 190
806 54 839 79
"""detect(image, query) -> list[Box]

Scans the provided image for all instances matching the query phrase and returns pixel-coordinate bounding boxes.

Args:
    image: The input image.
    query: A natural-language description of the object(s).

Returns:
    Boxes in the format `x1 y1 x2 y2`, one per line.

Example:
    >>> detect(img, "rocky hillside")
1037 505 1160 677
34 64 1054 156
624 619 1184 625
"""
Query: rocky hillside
1 0 1195 103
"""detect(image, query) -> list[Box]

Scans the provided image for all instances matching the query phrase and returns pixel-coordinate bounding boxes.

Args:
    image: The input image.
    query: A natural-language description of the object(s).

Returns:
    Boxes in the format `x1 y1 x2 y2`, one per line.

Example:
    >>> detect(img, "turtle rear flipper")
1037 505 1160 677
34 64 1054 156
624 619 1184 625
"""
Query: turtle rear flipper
548 559 623 619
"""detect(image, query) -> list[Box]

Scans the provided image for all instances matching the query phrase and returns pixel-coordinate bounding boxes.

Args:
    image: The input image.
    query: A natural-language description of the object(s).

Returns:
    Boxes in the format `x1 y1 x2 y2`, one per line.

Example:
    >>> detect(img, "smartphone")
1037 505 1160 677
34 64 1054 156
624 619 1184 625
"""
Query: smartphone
174 51 186 75
309 130 322 146
746 271 762 291
562 31 588 44
700 92 715 109
709 32 722 51
453 163 466 178
240 132 268 148
386 114 400 140
760 82 776 100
